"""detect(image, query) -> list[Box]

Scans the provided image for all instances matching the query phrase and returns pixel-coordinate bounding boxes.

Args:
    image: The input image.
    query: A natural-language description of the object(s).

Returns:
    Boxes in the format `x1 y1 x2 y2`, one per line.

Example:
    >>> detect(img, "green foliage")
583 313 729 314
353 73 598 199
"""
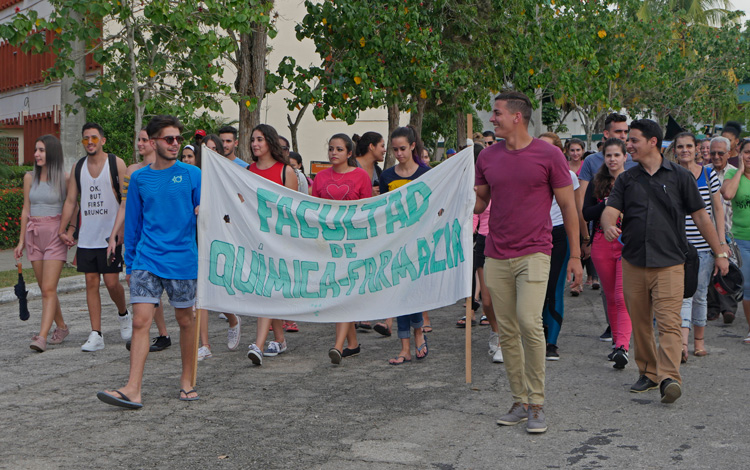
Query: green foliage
0 188 23 249
421 106 482 153
0 166 32 190
86 99 135 165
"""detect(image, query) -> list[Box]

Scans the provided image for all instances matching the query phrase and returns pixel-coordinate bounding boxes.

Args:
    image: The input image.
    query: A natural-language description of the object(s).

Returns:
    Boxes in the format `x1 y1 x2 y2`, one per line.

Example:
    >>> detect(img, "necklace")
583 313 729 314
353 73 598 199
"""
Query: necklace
331 167 350 182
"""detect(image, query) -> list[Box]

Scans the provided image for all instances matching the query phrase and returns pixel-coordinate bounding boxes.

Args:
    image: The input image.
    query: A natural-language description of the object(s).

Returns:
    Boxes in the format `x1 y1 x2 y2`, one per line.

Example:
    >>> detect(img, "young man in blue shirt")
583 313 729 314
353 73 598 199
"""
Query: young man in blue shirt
97 115 201 408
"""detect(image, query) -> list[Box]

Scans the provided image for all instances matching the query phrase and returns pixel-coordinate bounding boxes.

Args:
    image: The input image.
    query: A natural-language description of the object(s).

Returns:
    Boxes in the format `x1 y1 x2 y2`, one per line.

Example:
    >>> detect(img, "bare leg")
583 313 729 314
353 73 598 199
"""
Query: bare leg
103 272 127 313
85 273 102 331
694 325 706 353
389 337 412 364
153 304 167 337
255 317 272 346
226 313 238 328
32 260 66 339
271 319 285 343
200 308 210 348
174 306 197 397
346 322 358 348
334 322 355 351
103 302 155 404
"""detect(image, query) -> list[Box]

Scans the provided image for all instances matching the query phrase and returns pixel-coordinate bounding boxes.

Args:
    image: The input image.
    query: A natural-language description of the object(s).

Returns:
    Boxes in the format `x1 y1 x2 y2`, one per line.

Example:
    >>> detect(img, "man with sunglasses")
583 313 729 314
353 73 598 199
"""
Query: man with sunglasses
706 136 738 323
59 122 130 352
97 115 201 409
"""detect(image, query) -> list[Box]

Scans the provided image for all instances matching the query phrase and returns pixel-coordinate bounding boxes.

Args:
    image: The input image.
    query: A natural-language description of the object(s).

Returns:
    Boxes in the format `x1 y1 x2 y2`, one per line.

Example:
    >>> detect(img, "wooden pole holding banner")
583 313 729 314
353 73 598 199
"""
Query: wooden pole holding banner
466 112 473 384
191 308 204 388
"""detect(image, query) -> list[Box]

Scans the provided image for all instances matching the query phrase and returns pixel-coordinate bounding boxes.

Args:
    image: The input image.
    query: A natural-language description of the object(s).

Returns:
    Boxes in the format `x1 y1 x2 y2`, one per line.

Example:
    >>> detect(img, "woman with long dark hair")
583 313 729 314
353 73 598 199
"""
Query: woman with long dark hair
582 138 631 368
246 124 298 366
379 126 430 365
14 135 70 352
354 131 386 197
312 133 372 364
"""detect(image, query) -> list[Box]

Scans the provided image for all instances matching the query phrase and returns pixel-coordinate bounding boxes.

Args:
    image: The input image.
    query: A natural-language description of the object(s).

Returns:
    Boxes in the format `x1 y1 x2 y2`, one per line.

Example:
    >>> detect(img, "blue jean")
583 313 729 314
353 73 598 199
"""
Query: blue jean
680 250 714 328
736 238 750 299
396 313 423 339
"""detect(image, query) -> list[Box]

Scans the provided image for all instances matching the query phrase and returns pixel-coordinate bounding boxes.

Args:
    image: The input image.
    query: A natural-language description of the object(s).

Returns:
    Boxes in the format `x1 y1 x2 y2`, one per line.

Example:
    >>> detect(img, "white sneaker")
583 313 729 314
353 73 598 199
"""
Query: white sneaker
227 316 241 350
263 340 287 357
118 310 132 341
81 331 105 352
488 331 500 355
493 347 504 363
247 343 263 365
197 345 212 361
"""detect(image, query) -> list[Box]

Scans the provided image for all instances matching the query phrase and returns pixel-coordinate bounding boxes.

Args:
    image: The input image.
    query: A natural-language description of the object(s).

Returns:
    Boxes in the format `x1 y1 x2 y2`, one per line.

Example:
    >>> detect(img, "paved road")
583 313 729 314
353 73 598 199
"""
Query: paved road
1 284 748 469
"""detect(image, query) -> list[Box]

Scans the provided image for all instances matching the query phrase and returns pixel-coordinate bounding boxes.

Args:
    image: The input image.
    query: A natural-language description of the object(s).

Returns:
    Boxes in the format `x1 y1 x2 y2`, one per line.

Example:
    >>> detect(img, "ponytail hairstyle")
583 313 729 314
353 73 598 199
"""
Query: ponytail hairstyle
251 124 287 164
329 133 357 167
33 134 66 201
593 138 627 200
354 131 384 158
390 125 428 168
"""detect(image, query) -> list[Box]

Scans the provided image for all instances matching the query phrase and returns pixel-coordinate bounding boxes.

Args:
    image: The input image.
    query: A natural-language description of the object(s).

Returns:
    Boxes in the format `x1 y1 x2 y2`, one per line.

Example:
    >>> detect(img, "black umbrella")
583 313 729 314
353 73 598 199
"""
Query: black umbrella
14 262 29 321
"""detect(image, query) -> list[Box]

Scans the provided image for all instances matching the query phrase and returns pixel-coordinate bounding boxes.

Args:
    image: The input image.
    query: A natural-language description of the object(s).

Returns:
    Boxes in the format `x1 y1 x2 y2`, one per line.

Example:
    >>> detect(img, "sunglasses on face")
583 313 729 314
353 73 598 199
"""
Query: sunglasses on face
710 151 726 157
154 135 185 145
81 136 100 144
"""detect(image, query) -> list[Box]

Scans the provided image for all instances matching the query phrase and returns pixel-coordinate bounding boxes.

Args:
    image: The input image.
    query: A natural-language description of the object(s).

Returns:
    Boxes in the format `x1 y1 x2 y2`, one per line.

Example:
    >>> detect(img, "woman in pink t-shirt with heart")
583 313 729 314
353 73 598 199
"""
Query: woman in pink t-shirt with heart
312 133 372 364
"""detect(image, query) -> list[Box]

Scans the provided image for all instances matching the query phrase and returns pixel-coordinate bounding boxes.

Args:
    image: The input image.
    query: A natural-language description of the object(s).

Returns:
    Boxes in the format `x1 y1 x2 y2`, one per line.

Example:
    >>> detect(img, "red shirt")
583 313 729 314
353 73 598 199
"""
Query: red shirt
475 138 572 260
312 167 372 200
248 161 285 185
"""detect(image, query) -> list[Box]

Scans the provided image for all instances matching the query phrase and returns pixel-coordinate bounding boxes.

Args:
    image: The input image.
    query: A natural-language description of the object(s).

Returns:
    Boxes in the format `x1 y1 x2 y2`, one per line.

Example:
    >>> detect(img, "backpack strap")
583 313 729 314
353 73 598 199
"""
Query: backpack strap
281 164 287 185
74 157 86 197
108 153 121 203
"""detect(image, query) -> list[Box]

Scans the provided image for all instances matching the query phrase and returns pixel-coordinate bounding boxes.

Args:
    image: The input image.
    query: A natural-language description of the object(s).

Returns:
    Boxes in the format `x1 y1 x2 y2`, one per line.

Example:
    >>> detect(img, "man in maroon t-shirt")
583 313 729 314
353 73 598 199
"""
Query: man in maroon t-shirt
475 91 582 434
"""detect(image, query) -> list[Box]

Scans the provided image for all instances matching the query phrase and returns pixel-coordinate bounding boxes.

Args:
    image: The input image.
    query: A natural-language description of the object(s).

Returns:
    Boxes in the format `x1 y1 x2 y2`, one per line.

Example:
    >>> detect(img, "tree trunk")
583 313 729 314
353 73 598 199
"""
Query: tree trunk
456 112 467 151
60 11 86 171
408 96 427 141
286 103 309 154
384 101 400 169
236 18 270 163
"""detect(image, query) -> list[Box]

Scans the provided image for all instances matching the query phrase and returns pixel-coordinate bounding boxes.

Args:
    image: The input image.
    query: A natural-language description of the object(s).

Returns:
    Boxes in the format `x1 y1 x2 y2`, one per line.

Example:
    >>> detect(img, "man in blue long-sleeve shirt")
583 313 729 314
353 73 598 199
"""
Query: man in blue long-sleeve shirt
97 115 201 409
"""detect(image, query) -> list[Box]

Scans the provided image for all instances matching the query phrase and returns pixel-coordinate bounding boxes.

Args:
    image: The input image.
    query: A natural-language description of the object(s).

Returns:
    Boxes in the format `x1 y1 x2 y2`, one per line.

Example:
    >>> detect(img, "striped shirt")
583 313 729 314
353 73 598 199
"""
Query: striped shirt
685 167 721 251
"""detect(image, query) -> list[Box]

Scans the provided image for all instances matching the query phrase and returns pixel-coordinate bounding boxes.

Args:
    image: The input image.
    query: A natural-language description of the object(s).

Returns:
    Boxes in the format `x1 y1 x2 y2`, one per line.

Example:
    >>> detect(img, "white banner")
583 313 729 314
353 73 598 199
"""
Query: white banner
196 147 475 322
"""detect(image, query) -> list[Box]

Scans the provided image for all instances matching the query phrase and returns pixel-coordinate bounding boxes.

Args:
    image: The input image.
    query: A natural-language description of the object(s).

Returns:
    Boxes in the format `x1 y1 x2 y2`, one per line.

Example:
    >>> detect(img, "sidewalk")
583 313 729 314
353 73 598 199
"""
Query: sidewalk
0 247 97 305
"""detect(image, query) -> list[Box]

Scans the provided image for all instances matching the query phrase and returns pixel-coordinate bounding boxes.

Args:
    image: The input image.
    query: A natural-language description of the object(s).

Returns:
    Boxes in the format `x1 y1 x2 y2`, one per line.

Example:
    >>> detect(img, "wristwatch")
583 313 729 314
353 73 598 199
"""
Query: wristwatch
716 252 729 259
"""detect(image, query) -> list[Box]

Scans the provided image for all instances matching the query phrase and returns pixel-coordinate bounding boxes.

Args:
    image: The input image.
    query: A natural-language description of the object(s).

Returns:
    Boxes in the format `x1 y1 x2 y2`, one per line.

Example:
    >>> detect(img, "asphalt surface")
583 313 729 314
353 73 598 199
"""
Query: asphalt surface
2 281 749 469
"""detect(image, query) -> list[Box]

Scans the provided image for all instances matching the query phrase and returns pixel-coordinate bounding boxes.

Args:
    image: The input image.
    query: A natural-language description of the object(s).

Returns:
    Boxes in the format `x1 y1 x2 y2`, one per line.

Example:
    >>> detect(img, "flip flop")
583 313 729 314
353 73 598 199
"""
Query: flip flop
456 317 477 328
97 390 143 409
389 355 411 365
179 389 200 401
416 336 428 360
479 316 490 326
422 324 433 333
358 321 372 330
373 323 392 337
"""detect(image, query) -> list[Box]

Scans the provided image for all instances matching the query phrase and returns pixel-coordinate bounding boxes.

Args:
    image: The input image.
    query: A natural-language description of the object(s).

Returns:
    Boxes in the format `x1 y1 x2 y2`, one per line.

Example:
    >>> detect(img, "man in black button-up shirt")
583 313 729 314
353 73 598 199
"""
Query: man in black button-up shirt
601 119 729 404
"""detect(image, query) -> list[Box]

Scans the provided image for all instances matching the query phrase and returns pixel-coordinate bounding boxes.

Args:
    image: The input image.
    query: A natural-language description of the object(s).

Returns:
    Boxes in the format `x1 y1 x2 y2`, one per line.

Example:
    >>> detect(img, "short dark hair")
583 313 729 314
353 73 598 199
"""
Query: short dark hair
82 122 105 137
482 130 496 139
629 119 663 149
145 115 184 139
494 91 532 123
604 113 627 131
722 121 742 139
218 125 238 140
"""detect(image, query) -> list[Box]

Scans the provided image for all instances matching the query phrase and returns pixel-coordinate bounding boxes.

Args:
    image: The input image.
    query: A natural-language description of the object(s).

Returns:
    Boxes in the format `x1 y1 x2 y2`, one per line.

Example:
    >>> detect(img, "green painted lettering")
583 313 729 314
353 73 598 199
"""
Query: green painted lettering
451 218 465 265
346 260 366 295
209 240 235 295
343 205 367 240
319 262 340 298
330 244 344 258
257 187 279 233
361 198 387 237
263 258 293 298
417 238 431 276
391 247 418 285
375 250 393 289
275 196 299 238
385 192 410 234
430 227 447 273
319 204 346 241
296 200 320 238
405 182 432 226
300 261 320 298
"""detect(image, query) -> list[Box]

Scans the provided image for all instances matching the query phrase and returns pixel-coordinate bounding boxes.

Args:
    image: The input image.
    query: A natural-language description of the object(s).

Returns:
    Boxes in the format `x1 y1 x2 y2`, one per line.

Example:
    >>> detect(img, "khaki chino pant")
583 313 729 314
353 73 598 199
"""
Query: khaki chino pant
484 253 550 405
622 259 684 385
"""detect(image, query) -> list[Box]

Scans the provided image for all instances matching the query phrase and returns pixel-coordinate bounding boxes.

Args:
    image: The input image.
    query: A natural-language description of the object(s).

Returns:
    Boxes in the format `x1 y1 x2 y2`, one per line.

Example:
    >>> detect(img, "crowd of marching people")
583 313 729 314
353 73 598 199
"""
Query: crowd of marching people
12 91 750 432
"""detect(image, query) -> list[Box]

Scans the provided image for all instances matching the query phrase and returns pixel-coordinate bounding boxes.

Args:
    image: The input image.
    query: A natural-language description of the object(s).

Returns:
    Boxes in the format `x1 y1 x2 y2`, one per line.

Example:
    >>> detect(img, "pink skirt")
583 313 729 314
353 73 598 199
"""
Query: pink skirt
26 215 67 262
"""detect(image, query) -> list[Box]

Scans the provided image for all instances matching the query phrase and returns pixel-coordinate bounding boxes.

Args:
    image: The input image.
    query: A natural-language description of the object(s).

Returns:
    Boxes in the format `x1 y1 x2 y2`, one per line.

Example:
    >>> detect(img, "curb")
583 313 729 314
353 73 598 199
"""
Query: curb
0 273 126 304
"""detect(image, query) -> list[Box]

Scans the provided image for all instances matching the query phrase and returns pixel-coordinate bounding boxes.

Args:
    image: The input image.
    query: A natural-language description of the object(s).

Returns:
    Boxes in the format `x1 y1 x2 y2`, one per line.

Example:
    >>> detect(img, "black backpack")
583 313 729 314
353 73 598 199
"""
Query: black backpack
75 153 121 203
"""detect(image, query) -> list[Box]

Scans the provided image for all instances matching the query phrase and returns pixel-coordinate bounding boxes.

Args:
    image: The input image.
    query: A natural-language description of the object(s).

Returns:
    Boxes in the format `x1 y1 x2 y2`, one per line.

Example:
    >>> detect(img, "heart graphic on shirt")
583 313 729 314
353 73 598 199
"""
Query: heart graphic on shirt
326 183 351 200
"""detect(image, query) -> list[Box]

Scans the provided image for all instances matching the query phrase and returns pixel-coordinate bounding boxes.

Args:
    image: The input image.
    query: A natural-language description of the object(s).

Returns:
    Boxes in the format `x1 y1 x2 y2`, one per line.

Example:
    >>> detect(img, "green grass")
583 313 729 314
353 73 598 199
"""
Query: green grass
0 266 80 289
